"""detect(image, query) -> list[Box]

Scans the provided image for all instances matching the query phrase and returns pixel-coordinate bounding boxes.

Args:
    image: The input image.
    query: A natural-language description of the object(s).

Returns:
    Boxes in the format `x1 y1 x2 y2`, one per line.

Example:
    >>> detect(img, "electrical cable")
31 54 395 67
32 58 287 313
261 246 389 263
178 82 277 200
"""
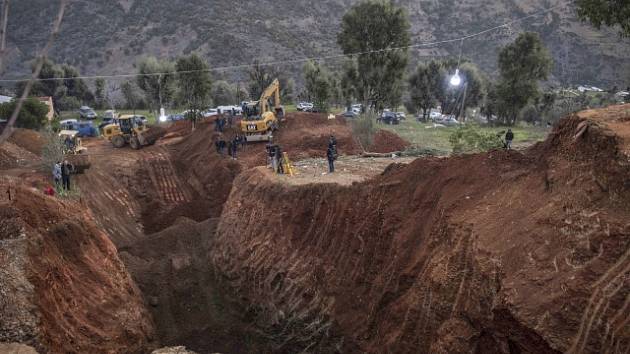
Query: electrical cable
0 1 568 83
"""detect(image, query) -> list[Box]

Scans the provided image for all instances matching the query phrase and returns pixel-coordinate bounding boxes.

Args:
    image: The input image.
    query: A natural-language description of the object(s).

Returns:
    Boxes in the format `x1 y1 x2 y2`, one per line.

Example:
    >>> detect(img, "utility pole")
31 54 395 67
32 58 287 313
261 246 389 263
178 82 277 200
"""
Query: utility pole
460 81 468 122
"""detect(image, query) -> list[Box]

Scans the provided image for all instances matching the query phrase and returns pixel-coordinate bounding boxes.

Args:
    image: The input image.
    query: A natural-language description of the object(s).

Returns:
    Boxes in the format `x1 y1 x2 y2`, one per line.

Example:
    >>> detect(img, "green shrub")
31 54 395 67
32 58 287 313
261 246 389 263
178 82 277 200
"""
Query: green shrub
449 124 504 153
352 112 376 150
0 98 49 130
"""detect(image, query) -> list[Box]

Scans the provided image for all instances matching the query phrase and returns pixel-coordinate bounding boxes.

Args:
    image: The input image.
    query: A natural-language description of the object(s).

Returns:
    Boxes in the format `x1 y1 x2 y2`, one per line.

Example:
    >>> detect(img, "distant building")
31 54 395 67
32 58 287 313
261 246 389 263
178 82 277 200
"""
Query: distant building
37 96 55 121
0 95 13 104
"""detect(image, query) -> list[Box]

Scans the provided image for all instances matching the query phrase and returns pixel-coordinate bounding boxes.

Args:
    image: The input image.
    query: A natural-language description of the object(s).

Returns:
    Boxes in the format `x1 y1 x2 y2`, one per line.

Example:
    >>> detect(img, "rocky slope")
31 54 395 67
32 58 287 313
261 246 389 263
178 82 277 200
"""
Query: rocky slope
3 0 630 86
210 105 630 352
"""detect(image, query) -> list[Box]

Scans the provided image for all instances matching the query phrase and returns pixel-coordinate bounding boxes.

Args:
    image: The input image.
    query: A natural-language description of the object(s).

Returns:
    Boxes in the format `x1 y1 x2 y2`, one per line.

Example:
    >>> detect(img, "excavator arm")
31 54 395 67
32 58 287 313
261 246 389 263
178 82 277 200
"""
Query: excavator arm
259 79 281 114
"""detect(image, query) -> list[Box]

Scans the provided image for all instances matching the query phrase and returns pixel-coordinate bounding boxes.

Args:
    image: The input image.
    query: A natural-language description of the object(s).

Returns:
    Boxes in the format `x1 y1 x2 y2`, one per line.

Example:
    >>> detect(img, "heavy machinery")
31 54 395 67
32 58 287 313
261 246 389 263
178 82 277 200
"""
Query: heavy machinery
240 79 284 142
59 130 90 174
102 115 157 149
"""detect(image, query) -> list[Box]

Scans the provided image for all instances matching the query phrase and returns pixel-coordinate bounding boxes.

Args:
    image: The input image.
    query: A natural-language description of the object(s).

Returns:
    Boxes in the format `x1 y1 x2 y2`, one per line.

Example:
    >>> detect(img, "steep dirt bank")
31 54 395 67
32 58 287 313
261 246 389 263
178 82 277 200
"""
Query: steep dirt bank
211 106 630 353
0 179 155 353
118 217 274 353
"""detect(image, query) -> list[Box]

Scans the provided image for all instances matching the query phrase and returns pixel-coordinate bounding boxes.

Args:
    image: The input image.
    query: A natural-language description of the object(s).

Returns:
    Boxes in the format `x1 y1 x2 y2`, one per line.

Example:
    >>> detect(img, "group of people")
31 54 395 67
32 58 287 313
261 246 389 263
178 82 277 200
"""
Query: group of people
52 160 73 191
214 116 228 132
215 134 247 159
214 109 241 132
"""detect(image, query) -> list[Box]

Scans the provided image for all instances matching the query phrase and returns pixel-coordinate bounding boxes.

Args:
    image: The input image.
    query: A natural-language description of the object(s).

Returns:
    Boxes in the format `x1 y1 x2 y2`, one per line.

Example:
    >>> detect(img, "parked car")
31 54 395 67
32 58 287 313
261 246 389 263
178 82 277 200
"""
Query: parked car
102 110 118 120
79 106 97 120
381 111 400 125
134 115 148 125
429 111 442 120
343 110 359 119
297 102 314 112
60 119 98 137
203 108 218 118
168 113 185 122
437 115 460 126
217 105 242 115
351 104 363 114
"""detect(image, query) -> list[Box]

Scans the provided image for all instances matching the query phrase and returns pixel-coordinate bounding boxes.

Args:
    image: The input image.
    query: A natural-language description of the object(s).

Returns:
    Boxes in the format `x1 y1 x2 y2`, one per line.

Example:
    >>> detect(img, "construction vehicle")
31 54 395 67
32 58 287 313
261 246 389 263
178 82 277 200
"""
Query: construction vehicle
59 130 90 174
240 79 284 142
102 115 157 149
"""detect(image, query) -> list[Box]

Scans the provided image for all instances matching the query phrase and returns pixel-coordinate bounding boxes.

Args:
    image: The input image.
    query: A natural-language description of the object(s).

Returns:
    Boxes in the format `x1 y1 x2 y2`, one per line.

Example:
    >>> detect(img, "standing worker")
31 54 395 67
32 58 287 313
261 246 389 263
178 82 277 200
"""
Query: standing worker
275 145 284 174
61 160 72 191
326 146 336 173
505 129 514 150
231 137 238 159
53 161 62 189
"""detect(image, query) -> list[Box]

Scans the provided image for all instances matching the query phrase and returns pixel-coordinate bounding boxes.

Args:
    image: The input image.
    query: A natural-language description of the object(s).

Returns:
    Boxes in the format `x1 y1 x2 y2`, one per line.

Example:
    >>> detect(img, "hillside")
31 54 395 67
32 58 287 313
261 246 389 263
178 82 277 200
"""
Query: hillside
3 0 630 87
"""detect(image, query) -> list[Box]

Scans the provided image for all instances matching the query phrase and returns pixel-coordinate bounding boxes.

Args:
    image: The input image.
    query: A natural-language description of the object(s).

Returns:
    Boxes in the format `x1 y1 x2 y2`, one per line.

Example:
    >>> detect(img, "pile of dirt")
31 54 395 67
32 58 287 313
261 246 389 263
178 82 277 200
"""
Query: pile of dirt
0 180 156 353
210 105 630 353
370 130 411 153
0 141 40 170
163 120 193 138
233 112 409 167
8 129 44 155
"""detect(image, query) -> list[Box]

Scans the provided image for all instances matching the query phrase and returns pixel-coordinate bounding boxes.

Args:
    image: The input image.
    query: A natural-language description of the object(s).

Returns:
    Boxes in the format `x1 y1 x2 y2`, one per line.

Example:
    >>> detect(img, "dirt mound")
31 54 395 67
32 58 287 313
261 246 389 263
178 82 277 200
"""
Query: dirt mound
370 130 410 153
0 141 40 170
210 106 630 353
234 112 409 167
0 180 155 353
164 120 193 137
8 129 44 155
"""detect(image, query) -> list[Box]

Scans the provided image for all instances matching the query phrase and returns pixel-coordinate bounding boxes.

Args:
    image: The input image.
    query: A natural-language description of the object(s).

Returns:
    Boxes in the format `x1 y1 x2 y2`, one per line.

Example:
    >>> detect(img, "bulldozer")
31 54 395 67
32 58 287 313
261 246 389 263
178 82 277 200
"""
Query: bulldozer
102 115 157 149
240 79 284 142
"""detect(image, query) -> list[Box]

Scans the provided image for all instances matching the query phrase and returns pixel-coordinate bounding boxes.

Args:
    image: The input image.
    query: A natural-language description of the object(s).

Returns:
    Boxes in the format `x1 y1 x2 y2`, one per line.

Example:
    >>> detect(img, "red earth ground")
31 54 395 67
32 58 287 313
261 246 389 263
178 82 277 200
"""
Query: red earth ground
210 106 630 353
0 179 155 353
2 108 628 353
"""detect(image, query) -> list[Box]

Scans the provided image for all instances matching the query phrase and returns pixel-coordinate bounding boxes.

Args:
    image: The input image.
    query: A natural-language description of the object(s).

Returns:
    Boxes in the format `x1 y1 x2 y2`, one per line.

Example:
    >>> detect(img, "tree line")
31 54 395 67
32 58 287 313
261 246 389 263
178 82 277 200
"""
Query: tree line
3 0 628 130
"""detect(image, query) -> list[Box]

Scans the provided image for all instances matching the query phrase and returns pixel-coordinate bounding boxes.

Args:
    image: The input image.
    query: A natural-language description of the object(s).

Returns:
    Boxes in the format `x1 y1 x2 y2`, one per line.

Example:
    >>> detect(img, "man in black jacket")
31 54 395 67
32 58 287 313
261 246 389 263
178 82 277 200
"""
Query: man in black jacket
505 129 514 150
61 160 73 191
327 146 336 173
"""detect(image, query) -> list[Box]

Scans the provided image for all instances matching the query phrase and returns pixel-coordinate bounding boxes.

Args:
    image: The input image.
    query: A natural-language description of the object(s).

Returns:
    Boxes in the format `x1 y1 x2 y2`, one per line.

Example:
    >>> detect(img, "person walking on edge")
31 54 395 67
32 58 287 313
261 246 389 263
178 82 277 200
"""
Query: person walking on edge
505 129 514 150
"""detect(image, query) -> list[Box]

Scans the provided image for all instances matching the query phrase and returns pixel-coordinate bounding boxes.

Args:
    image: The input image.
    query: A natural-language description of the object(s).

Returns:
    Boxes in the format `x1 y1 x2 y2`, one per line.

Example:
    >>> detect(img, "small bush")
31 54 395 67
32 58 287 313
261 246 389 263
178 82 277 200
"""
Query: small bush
449 124 504 153
352 112 376 150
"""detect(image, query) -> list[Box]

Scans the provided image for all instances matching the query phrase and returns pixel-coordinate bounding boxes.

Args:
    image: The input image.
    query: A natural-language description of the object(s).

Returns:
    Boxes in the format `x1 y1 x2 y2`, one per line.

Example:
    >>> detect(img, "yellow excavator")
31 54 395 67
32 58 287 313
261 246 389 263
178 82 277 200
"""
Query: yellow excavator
240 79 284 142
102 115 157 149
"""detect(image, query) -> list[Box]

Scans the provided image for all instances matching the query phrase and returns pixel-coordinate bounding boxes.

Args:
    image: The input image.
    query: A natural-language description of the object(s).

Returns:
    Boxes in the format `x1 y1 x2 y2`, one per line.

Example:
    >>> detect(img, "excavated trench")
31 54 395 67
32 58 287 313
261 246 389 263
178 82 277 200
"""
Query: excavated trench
75 110 630 353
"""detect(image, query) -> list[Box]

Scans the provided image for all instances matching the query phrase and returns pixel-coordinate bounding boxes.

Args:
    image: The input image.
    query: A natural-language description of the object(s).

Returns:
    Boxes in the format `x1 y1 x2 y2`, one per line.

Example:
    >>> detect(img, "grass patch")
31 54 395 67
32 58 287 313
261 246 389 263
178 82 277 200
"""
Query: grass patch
381 119 549 155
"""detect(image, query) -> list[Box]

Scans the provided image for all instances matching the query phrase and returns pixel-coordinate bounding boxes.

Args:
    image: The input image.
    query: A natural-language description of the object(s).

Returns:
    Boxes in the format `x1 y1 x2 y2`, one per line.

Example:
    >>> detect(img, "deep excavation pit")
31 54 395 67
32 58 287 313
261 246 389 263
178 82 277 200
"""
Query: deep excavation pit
2 110 629 353
109 110 630 353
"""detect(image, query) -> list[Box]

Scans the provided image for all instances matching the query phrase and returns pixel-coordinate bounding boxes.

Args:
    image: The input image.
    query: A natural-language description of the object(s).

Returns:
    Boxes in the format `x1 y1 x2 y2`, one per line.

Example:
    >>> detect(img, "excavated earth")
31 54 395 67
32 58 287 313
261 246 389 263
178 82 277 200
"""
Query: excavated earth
210 107 630 353
0 180 155 353
1 109 629 353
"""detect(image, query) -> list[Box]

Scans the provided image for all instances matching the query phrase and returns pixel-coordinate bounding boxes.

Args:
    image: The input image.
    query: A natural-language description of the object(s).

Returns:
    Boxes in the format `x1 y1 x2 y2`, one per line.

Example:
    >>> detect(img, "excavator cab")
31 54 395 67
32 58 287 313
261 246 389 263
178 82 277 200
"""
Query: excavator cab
240 79 284 142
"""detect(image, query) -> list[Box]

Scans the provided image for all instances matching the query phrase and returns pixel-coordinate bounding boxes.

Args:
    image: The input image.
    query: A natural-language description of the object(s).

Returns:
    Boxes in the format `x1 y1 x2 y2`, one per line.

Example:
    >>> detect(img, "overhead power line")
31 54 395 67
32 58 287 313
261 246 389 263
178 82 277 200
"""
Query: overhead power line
0 2 569 83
